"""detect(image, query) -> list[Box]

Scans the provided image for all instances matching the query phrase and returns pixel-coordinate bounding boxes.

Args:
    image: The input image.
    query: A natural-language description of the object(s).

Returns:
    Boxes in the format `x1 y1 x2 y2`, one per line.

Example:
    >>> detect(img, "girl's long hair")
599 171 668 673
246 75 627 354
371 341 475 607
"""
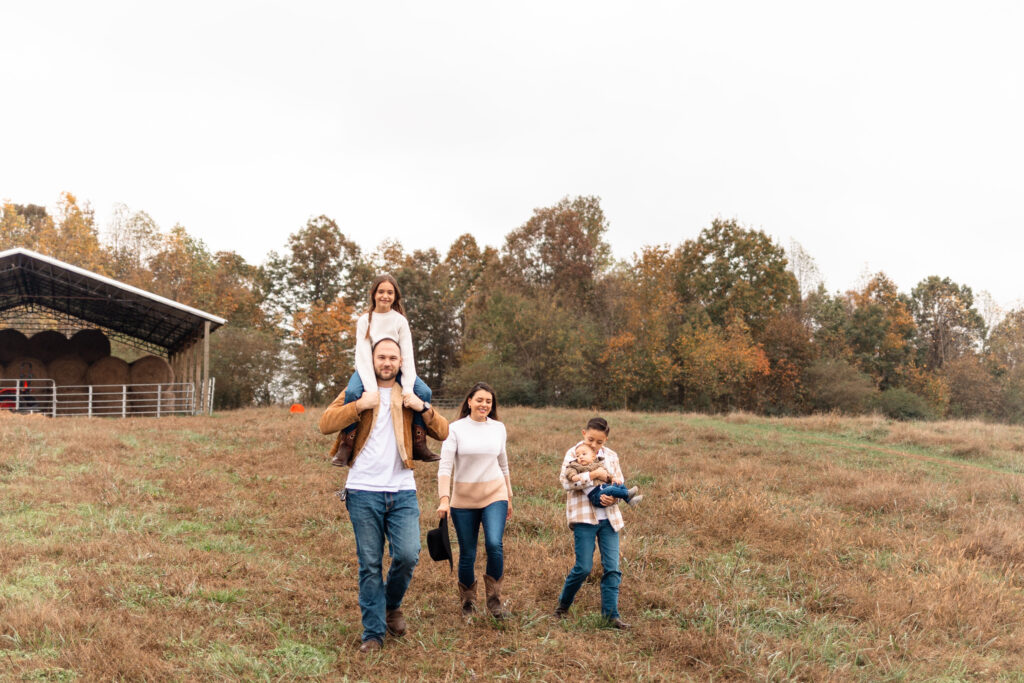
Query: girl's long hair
459 382 498 421
366 274 405 339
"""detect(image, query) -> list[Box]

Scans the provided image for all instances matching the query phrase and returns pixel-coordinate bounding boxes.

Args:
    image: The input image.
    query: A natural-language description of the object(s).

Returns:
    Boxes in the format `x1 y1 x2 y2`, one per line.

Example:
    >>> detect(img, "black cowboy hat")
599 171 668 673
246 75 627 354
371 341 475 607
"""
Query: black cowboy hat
426 516 453 572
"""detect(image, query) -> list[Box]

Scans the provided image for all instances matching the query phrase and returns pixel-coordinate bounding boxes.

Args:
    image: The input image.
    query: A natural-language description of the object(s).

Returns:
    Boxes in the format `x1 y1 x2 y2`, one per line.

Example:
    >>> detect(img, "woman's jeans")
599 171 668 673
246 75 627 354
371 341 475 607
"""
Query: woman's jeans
343 371 432 432
449 501 508 587
345 489 421 644
558 520 621 619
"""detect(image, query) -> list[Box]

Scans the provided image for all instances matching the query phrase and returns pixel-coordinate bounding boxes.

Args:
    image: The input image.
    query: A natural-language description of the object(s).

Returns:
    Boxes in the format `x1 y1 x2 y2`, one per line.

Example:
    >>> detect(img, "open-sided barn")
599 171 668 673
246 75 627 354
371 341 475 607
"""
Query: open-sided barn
0 248 225 416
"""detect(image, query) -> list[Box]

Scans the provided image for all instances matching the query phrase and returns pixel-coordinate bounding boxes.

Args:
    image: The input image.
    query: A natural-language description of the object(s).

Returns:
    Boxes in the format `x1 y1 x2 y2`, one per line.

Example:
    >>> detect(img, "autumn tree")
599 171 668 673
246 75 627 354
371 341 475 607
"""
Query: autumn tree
676 218 798 336
674 316 770 411
844 273 917 389
500 195 612 309
261 215 364 320
910 276 986 371
291 297 355 404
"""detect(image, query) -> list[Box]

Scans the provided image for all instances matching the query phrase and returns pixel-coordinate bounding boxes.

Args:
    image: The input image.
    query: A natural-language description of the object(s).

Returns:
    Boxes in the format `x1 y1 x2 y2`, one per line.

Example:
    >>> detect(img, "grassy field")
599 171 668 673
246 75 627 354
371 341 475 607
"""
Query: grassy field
3 407 1024 681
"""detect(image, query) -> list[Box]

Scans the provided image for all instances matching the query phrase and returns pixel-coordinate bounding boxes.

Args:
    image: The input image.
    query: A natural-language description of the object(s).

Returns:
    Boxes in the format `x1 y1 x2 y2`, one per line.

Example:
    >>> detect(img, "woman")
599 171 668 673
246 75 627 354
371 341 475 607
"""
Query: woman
554 416 630 629
437 382 513 619
331 274 437 465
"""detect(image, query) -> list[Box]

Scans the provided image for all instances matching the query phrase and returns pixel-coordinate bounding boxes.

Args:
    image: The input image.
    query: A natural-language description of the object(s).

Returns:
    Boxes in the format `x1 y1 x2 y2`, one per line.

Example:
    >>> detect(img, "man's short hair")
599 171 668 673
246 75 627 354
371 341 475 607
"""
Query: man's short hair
372 336 401 353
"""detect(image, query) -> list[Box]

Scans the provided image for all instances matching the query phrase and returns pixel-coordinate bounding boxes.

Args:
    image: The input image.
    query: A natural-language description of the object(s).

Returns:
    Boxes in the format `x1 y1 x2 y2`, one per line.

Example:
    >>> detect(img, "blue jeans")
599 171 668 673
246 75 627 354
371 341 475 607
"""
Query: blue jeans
449 501 508 586
343 371 433 432
344 489 421 643
587 483 630 507
557 520 621 619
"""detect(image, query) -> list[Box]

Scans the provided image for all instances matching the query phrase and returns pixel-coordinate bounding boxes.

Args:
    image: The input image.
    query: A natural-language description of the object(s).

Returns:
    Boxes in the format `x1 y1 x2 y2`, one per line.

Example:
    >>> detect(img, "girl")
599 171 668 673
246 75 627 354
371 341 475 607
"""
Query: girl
331 274 437 465
437 382 513 619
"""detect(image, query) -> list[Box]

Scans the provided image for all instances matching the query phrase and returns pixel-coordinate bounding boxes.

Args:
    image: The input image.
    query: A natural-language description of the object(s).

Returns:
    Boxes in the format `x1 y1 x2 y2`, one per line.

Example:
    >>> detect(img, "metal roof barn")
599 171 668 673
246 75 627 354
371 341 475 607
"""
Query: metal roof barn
0 247 226 414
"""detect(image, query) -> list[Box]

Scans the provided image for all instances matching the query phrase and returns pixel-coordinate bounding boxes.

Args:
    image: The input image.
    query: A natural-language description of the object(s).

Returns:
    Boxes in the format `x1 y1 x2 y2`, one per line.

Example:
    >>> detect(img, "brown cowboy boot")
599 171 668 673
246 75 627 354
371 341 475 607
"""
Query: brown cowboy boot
330 429 356 467
412 425 440 462
484 575 509 619
458 580 477 617
385 608 407 637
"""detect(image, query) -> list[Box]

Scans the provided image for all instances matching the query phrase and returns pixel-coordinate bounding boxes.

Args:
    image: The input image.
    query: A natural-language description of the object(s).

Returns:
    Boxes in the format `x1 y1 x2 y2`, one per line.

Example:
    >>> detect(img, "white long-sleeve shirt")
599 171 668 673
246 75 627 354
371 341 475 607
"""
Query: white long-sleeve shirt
354 310 417 395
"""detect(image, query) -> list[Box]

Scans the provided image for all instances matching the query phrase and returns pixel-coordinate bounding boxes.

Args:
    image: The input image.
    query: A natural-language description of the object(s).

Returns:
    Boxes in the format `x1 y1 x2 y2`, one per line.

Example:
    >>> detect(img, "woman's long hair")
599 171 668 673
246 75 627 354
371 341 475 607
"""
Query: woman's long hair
459 382 498 421
365 273 405 339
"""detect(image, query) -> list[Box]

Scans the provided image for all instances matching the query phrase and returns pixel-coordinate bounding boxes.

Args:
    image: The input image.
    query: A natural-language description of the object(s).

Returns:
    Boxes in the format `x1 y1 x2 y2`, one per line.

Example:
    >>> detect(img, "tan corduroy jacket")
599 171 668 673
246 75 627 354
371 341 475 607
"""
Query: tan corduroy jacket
318 386 449 469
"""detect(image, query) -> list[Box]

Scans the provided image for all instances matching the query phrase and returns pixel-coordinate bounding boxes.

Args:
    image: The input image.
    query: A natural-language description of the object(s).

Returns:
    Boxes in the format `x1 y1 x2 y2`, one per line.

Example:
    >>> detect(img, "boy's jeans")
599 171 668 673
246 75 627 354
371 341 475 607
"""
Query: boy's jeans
345 489 420 643
586 483 630 507
557 520 621 619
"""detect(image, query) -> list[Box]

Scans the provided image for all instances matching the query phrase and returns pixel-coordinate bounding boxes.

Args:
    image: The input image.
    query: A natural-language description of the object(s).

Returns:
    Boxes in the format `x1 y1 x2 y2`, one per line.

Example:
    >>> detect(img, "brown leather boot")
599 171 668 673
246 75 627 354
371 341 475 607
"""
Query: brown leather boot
331 429 356 467
484 575 509 619
458 581 477 617
385 608 407 637
412 425 440 462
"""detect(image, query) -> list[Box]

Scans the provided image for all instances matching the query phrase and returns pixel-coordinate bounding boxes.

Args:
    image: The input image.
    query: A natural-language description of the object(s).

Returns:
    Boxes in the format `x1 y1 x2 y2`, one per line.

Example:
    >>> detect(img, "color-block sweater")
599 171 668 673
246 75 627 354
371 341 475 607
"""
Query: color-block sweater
438 417 512 509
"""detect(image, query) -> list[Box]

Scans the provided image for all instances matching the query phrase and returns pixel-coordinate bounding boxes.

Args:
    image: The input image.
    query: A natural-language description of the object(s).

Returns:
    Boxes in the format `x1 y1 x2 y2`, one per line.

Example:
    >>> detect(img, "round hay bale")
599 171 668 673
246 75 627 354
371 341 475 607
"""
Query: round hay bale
69 329 111 363
129 355 174 385
129 356 176 415
0 329 29 364
48 354 88 387
29 330 71 364
86 356 131 415
56 386 90 416
3 356 53 411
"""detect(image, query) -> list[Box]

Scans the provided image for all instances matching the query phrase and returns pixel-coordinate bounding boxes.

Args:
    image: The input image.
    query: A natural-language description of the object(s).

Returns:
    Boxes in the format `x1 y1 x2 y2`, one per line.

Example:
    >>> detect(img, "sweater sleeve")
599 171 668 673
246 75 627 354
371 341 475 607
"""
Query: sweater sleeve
397 314 417 396
354 314 377 393
438 425 457 500
497 423 512 500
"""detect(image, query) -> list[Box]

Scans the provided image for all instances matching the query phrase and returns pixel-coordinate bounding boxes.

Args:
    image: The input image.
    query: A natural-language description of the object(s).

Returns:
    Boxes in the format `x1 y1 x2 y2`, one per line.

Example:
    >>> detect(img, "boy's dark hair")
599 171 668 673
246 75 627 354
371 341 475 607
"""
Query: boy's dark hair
585 416 610 435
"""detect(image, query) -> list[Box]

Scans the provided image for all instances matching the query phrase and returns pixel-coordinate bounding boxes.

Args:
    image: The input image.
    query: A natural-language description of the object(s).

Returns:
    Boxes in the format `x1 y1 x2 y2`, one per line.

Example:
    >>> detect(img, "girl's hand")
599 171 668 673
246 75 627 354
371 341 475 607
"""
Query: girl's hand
437 497 450 520
506 502 513 521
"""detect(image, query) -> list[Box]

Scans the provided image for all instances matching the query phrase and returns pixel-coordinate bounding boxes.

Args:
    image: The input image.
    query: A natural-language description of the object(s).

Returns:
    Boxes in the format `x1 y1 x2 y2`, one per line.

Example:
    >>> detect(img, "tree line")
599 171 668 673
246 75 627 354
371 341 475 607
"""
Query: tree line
3 193 1023 421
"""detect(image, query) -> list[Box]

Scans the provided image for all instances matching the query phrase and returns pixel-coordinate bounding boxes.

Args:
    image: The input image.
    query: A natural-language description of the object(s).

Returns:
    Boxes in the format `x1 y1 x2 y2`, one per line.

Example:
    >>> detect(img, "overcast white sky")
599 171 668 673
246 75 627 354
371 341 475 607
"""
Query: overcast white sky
2 1 1022 311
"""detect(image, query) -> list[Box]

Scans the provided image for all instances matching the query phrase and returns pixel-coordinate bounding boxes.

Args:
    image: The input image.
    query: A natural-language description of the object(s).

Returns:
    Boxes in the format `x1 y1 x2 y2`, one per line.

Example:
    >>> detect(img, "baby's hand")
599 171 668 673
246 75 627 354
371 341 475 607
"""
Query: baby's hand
613 478 624 485
570 474 581 482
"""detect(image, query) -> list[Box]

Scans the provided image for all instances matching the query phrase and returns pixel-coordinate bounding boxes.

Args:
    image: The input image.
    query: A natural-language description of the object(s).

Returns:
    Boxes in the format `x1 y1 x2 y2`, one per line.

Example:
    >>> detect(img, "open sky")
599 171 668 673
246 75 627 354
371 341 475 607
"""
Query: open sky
2 1 1022 312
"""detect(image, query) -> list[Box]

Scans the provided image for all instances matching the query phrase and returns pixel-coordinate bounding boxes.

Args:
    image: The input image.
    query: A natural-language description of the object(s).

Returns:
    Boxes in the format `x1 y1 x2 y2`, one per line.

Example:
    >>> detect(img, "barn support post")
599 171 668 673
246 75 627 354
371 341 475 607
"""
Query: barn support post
202 321 210 415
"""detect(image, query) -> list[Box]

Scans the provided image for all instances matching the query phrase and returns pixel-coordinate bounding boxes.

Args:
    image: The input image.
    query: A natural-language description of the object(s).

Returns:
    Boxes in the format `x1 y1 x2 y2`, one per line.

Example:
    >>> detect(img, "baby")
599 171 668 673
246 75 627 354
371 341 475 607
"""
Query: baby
565 443 642 507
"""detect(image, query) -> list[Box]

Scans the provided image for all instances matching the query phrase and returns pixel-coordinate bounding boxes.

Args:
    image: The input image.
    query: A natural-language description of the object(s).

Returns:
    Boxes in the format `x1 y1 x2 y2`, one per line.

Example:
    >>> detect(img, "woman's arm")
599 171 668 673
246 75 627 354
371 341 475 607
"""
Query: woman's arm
397 315 417 396
437 428 458 502
497 423 512 500
354 314 378 393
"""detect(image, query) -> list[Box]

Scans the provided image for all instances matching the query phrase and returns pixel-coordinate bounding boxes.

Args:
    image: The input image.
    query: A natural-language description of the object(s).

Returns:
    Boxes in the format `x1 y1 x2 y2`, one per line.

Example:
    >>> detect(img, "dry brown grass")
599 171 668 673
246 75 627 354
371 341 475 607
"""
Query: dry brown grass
3 407 1024 680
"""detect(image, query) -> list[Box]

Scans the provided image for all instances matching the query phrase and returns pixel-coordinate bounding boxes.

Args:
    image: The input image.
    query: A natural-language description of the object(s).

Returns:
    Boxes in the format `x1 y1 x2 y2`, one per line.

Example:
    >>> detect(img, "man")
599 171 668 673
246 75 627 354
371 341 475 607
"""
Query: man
319 336 450 652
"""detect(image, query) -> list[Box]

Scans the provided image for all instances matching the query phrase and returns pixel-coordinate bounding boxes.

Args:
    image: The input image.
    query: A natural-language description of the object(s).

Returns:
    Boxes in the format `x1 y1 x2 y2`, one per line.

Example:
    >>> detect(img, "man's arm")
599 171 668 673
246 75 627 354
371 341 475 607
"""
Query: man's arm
319 389 375 434
420 404 450 441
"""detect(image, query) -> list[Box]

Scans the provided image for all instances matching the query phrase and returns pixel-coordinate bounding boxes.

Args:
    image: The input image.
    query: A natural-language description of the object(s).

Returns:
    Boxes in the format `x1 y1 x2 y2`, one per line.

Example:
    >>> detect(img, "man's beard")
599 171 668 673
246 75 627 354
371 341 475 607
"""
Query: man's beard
375 367 397 382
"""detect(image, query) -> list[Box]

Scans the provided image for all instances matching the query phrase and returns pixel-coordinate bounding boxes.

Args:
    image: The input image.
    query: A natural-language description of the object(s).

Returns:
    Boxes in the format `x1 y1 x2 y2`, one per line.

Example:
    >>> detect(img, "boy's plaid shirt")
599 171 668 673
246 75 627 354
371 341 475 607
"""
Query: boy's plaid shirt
559 443 625 532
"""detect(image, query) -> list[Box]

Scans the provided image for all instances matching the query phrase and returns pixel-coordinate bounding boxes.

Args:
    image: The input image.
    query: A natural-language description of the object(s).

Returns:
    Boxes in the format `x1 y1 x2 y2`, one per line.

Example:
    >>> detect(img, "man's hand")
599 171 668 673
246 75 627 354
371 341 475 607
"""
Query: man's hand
403 393 425 412
599 494 615 506
356 390 379 412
